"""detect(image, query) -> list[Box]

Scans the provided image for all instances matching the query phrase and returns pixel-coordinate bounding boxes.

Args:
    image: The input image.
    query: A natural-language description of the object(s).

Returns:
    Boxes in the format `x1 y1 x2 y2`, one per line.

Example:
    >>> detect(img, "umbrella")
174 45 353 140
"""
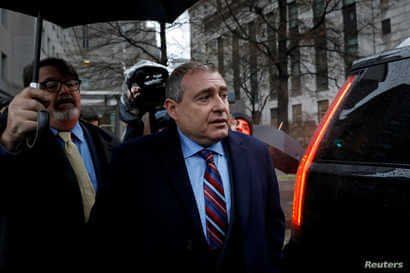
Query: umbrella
3 2 198 27
1 1 198 147
253 125 304 174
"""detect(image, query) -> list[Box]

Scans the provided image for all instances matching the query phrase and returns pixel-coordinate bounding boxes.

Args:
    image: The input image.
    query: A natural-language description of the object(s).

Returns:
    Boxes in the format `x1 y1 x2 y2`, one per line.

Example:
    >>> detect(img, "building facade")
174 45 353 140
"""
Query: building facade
189 0 410 146
0 9 159 136
0 9 76 96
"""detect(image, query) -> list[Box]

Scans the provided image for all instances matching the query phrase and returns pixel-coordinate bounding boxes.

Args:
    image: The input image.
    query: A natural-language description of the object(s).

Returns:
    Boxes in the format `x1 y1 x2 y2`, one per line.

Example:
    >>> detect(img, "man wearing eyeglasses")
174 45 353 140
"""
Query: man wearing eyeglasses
0 57 119 271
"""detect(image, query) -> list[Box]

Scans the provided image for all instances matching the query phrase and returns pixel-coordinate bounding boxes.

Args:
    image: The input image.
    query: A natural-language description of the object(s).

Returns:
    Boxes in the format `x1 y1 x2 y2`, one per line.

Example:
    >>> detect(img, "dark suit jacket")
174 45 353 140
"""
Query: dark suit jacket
93 124 285 273
0 118 119 271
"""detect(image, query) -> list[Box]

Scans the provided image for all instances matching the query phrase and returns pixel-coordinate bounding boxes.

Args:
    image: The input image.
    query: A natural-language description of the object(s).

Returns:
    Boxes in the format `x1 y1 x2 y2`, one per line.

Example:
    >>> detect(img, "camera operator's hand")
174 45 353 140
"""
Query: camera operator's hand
128 84 142 101
0 87 50 152
120 90 143 124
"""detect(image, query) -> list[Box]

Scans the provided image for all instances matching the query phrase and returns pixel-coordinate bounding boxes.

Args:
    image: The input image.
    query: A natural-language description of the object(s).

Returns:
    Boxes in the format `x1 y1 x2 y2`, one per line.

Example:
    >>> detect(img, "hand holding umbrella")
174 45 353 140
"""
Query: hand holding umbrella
0 86 51 151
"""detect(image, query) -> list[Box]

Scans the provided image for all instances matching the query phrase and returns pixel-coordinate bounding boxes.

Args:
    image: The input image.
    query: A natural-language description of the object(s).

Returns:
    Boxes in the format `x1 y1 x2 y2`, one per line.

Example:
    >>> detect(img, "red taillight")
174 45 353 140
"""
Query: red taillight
292 75 357 229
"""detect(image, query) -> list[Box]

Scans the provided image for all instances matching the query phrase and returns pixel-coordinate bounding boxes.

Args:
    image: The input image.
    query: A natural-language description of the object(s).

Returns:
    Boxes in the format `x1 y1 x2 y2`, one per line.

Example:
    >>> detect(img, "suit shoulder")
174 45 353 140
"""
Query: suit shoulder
230 131 269 150
114 130 165 156
81 120 120 145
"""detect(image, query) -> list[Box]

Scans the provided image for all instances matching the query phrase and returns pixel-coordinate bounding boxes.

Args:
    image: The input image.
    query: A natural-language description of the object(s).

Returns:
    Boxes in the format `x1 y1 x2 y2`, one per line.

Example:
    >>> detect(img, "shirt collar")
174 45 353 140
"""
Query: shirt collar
177 127 224 159
51 122 85 143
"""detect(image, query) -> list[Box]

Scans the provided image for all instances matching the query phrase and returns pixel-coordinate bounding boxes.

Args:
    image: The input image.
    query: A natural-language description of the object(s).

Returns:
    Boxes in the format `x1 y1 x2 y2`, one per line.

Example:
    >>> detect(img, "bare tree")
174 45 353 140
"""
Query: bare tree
68 21 161 90
190 0 396 131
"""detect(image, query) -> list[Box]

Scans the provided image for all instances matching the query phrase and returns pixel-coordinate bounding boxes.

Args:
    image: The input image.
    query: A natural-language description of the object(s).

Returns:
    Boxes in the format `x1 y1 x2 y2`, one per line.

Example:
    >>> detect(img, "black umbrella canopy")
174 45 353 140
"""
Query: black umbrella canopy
1 1 199 148
3 0 198 26
253 125 304 174
2 1 199 81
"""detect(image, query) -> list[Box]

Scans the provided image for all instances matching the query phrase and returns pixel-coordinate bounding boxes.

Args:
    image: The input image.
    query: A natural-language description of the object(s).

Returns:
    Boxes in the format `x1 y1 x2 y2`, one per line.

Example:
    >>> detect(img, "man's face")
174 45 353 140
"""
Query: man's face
39 65 81 130
235 118 252 135
166 70 230 146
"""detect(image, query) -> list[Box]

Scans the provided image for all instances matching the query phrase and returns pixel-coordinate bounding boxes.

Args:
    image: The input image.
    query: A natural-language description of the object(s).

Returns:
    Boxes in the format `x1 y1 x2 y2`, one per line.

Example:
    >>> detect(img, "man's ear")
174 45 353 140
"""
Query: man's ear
164 98 178 121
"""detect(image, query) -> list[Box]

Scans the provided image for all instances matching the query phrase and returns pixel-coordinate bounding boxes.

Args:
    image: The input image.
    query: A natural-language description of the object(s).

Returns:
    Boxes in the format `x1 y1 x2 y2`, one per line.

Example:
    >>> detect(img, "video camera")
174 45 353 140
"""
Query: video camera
124 60 169 114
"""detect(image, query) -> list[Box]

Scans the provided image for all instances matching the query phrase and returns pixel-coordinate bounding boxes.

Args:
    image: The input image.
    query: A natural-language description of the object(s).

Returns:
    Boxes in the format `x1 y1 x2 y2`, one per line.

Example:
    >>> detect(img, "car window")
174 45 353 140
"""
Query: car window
317 58 410 166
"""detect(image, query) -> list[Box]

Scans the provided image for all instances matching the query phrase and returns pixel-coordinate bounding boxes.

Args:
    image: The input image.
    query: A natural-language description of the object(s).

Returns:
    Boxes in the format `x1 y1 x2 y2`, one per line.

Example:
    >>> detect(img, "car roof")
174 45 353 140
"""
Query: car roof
351 44 410 72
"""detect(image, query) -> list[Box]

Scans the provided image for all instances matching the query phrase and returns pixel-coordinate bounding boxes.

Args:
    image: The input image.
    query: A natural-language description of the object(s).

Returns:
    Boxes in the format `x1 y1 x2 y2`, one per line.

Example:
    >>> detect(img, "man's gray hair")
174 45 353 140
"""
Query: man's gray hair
166 62 217 102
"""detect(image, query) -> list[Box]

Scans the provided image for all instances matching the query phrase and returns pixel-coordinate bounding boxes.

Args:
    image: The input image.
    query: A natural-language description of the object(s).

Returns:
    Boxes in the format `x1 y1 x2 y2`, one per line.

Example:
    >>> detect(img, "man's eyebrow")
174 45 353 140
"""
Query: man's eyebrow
194 88 213 97
41 77 59 82
194 85 228 98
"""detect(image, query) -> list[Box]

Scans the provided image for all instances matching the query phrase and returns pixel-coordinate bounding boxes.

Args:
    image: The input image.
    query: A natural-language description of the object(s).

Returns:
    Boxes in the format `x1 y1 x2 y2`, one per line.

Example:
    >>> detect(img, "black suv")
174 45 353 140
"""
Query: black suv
283 44 410 272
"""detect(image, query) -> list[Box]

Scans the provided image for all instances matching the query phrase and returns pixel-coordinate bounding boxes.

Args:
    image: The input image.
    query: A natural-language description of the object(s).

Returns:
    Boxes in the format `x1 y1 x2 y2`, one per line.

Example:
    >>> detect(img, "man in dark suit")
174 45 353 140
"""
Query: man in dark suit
93 62 285 273
0 58 119 271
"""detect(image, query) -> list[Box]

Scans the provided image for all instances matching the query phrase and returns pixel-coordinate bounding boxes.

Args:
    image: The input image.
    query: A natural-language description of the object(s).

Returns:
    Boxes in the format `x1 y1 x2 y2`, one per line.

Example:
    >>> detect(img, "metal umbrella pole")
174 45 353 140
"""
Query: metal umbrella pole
26 11 50 149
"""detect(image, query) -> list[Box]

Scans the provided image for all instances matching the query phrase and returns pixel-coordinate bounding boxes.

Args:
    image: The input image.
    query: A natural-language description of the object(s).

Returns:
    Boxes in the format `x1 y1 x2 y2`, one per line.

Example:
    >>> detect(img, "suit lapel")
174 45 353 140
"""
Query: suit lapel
224 132 251 235
80 122 103 186
212 132 252 270
35 130 83 212
80 121 118 189
158 126 208 247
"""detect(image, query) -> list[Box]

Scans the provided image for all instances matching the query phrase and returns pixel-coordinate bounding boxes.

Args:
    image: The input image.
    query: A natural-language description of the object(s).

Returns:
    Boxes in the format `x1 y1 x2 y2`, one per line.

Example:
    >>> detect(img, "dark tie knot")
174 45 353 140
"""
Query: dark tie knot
198 149 214 163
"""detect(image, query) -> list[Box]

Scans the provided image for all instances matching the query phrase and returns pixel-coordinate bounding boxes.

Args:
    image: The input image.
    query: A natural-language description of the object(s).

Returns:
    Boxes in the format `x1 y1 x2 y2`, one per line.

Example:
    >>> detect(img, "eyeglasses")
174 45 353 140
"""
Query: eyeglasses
39 79 81 93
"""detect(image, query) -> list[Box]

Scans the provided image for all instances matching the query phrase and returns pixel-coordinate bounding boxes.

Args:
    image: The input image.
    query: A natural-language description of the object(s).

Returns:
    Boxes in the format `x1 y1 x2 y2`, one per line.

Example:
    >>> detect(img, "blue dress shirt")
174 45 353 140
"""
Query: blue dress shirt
177 128 231 237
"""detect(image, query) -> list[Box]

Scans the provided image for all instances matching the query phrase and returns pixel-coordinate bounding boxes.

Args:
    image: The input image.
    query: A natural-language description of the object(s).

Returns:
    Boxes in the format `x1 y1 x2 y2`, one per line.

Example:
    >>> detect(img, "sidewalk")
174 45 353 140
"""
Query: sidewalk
276 169 296 244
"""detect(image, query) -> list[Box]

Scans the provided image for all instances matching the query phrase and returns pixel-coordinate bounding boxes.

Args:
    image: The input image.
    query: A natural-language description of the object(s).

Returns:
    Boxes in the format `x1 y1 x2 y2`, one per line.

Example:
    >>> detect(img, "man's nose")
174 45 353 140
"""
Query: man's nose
213 95 228 111
59 83 72 94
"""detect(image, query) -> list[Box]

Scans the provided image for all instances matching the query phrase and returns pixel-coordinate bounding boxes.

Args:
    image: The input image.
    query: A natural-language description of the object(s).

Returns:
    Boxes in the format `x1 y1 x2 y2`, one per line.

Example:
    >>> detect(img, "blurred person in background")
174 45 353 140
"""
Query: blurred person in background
229 112 253 136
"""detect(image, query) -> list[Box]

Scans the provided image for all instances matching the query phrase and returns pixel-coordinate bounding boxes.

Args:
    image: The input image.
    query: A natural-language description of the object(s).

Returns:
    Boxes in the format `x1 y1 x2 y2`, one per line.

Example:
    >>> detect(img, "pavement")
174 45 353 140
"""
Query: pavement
275 169 296 244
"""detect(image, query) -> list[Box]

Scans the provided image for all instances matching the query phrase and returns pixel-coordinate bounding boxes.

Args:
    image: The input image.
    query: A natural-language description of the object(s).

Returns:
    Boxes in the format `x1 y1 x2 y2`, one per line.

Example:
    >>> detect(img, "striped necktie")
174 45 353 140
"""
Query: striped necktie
198 149 228 250
58 131 95 222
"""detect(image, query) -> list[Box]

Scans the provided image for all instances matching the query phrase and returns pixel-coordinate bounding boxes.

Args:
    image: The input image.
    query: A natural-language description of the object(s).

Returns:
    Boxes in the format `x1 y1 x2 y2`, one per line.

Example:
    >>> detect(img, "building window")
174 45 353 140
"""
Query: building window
269 66 279 100
288 2 298 30
83 25 89 49
343 0 356 5
1 52 7 81
292 104 302 124
0 9 7 28
315 47 328 91
267 12 278 100
317 100 329 122
289 2 301 96
382 18 391 35
381 0 389 9
313 0 325 18
249 21 258 104
343 2 358 71
270 107 278 127
206 39 217 65
47 37 51 55
313 0 328 91
232 35 240 99
217 36 224 76
290 50 301 95
216 0 222 10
